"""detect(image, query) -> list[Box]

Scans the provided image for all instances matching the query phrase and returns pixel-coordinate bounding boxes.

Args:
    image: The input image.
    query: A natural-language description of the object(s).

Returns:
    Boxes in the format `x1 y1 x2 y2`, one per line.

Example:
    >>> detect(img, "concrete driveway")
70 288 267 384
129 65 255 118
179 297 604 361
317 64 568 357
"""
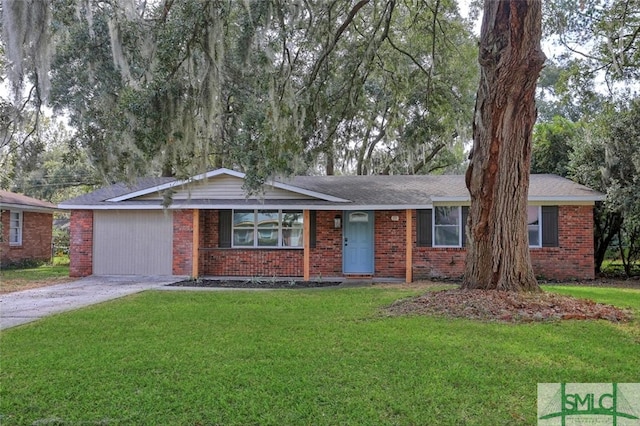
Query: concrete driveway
0 275 181 330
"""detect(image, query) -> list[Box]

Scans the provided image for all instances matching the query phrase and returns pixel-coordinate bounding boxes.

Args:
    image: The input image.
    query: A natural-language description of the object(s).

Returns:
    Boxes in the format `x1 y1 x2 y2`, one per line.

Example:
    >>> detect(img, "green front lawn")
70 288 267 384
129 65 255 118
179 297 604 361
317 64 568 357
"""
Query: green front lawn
0 264 69 281
0 263 71 294
1 286 638 425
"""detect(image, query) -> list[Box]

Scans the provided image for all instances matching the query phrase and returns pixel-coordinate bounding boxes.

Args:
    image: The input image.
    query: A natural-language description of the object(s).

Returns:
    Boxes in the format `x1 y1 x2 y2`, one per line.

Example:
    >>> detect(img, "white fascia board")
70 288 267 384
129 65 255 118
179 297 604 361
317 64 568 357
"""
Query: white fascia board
58 203 435 211
527 196 604 202
0 203 57 213
431 196 470 203
106 168 350 203
304 204 434 210
169 204 434 210
432 195 604 203
58 204 165 210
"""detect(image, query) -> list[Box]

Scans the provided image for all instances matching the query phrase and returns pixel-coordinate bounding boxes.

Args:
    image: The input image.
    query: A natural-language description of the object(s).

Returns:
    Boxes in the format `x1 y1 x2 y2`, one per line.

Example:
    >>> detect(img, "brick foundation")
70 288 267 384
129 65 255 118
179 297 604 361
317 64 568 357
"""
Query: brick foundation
1 210 53 267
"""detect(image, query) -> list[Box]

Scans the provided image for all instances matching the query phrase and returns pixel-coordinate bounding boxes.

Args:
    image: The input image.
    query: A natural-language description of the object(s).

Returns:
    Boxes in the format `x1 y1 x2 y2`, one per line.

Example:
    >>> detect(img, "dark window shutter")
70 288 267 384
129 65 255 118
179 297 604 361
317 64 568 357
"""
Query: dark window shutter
462 206 469 247
417 209 432 247
309 211 317 249
219 210 232 248
542 206 559 247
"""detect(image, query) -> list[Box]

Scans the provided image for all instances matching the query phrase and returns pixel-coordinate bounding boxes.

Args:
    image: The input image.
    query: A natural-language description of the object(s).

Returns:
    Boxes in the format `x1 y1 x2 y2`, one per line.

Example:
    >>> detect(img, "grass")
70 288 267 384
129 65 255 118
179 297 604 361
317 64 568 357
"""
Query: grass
0 286 638 425
0 262 71 294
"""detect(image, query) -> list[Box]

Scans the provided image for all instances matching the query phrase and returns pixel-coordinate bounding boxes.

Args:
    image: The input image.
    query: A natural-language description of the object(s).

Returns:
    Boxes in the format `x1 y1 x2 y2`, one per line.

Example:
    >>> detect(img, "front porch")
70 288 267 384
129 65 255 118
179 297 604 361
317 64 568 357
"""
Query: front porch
187 209 414 282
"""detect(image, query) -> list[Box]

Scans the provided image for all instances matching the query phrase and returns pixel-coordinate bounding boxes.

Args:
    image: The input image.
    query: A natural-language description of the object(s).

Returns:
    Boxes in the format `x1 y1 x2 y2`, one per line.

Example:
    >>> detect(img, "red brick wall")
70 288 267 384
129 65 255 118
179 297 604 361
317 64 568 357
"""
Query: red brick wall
69 210 93 277
530 205 595 280
1 210 53 266
198 210 304 277
413 247 467 279
309 210 343 278
412 205 596 281
172 209 193 275
374 210 407 279
207 250 304 276
185 205 596 281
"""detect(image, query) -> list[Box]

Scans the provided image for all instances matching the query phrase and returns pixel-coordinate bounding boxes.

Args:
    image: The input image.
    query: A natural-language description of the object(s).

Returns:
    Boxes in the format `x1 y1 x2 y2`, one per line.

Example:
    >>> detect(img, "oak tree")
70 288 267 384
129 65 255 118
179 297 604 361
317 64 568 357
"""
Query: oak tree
463 0 546 291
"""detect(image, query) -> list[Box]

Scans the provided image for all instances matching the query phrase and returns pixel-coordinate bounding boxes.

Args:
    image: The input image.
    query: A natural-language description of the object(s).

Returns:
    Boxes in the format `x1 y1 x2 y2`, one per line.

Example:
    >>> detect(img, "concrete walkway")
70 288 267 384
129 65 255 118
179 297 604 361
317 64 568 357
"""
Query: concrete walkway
0 275 181 330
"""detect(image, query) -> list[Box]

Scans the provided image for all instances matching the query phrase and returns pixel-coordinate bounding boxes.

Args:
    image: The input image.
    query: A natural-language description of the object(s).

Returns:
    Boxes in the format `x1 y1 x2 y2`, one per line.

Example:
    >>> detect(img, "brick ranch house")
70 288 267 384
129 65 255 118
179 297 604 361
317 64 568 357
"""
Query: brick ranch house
59 168 604 281
1 190 57 267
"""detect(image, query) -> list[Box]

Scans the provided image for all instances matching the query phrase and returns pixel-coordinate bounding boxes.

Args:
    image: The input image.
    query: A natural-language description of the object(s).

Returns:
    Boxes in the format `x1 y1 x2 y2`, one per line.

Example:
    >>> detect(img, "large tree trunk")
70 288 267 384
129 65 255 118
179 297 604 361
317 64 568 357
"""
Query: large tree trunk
462 0 546 292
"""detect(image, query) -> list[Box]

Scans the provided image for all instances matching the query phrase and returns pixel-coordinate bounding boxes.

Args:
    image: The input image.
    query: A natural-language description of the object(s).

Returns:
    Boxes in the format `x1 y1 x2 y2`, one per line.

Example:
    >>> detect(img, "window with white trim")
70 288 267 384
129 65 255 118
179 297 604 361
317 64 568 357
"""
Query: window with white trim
428 205 549 248
433 206 461 247
232 210 303 248
527 206 541 247
9 210 22 246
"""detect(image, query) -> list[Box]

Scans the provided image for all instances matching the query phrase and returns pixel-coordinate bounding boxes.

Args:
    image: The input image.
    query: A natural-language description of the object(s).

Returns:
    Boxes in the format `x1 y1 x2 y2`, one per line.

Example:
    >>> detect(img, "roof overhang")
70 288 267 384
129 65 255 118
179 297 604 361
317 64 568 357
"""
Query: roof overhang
431 195 605 203
0 203 57 213
527 195 605 202
57 202 436 211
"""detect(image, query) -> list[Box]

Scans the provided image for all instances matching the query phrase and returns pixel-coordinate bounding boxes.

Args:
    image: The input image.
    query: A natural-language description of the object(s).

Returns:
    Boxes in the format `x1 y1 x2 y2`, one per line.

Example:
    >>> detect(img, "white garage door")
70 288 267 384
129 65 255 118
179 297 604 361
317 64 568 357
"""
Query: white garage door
93 210 173 275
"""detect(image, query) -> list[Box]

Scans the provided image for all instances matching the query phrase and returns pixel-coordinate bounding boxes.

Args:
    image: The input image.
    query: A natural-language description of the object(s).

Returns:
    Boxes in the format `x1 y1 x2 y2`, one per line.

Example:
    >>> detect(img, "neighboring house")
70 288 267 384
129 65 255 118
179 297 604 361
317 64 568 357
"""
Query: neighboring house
0 190 57 267
59 168 604 281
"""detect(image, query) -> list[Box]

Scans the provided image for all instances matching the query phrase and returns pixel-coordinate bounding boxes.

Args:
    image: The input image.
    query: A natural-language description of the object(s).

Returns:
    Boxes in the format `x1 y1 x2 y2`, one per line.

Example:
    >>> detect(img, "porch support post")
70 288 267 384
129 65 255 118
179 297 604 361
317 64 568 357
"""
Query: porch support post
303 209 310 281
192 209 200 277
406 209 413 283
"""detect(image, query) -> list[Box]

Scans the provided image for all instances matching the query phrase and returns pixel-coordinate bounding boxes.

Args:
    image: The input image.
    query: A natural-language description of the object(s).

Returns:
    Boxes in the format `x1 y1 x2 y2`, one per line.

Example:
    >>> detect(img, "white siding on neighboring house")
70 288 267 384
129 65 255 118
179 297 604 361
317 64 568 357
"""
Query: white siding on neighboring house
137 175 314 201
93 210 173 275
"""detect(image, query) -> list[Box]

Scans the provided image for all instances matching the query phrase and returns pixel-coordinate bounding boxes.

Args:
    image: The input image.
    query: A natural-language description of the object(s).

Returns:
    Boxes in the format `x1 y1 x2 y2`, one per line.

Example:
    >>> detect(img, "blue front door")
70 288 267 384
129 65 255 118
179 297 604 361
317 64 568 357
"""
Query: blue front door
343 211 374 274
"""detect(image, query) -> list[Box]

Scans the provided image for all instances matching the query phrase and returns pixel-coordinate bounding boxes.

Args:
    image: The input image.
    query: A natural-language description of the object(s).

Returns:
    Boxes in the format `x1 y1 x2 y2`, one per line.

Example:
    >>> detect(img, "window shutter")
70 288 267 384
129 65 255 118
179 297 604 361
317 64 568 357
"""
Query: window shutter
542 206 559 247
219 210 232 248
461 206 469 247
417 209 432 247
309 211 317 248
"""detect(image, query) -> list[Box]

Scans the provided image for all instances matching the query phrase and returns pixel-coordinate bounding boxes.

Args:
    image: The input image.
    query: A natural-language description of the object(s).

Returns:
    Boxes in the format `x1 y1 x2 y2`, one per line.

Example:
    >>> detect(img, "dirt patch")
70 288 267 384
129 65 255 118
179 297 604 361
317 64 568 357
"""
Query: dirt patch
384 288 633 323
169 278 342 289
0 277 76 295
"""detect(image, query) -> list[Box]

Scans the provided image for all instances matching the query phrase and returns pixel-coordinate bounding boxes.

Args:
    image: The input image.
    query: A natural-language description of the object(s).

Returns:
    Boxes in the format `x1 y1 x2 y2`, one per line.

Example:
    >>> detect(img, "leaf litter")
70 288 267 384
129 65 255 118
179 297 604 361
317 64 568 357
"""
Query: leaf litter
385 288 633 323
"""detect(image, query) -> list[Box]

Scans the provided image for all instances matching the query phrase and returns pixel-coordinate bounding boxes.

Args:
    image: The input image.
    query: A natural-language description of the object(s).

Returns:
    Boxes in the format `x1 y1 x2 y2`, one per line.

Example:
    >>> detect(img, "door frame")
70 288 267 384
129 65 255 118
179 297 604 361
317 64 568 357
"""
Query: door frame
342 210 375 274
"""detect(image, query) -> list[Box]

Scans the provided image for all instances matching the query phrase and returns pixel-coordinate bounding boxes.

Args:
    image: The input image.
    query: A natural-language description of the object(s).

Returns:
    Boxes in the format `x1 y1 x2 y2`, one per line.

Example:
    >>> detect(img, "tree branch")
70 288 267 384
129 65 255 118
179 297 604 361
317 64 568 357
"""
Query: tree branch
304 0 370 88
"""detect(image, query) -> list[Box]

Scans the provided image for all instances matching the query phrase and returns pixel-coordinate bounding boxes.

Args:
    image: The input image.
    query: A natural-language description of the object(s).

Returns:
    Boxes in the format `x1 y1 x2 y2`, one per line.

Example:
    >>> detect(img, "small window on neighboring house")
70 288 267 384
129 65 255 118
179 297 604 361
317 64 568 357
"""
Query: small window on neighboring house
528 206 542 247
433 206 461 247
9 211 22 246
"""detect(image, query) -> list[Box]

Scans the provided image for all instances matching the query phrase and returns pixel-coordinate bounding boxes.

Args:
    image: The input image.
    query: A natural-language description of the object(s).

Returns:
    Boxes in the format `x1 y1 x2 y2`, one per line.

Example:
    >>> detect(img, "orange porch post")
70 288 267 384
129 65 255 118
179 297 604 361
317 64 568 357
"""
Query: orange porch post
303 210 310 281
406 209 413 283
192 209 200 277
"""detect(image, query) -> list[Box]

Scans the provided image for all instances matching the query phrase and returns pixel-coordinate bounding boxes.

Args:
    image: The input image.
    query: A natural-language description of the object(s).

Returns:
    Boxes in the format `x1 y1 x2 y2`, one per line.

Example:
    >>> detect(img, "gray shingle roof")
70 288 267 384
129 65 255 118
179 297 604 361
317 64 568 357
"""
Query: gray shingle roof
292 174 604 204
58 172 604 209
291 175 470 204
59 177 176 206
0 190 57 211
